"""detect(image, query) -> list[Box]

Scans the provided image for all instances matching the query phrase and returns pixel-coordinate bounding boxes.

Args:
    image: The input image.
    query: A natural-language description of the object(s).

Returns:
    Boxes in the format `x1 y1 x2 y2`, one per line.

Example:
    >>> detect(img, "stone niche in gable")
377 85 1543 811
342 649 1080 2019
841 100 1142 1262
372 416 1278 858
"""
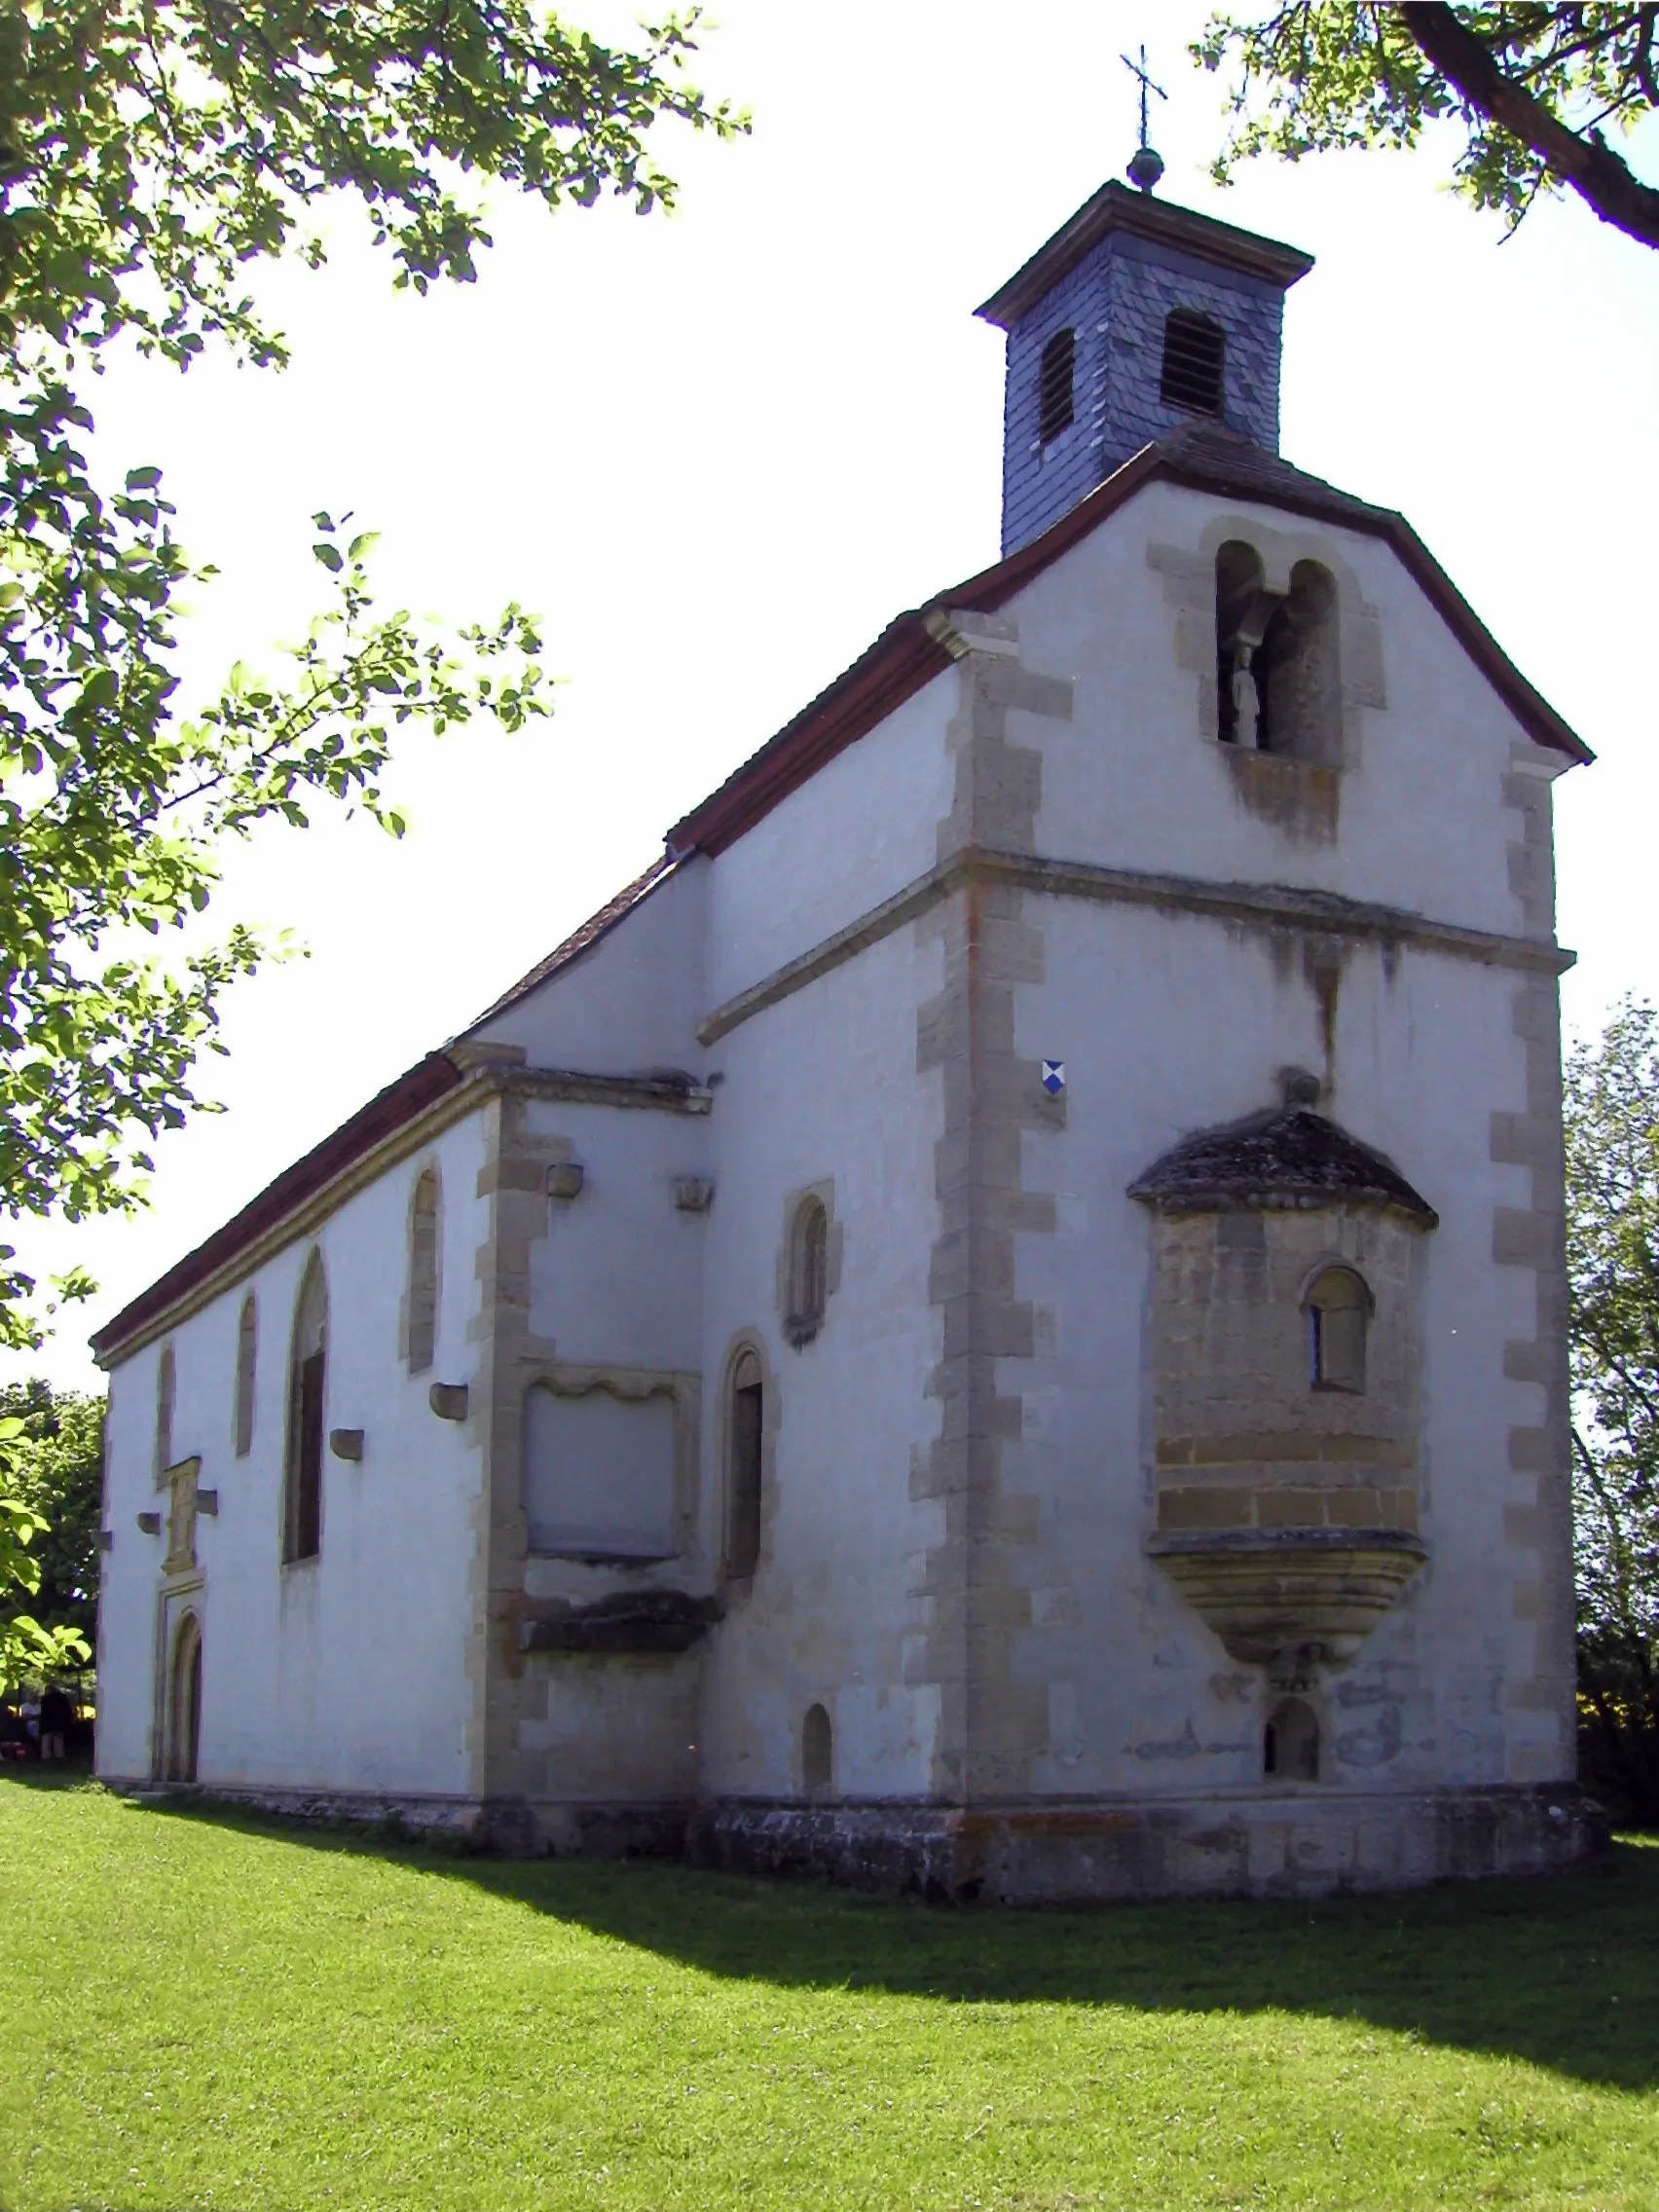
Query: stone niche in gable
1128 1085 1435 1675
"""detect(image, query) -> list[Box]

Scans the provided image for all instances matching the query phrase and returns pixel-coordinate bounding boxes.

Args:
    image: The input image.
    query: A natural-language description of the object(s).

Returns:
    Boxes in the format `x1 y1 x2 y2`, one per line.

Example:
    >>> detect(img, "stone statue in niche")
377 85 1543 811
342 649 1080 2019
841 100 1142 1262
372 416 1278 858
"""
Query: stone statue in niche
1230 646 1261 751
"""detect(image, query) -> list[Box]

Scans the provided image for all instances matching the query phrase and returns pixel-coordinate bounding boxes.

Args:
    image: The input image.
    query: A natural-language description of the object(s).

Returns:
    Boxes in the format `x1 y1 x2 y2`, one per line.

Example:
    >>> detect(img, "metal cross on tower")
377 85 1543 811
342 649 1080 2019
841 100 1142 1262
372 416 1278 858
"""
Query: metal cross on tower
1121 44 1168 193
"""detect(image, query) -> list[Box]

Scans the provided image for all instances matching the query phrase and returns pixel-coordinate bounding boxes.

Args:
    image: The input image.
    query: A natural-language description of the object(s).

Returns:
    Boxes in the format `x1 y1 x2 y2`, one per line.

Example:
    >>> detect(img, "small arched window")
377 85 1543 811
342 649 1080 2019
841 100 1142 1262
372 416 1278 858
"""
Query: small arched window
234 1295 257 1457
1306 1266 1370 1393
284 1252 328 1564
407 1166 441 1376
1038 327 1076 445
1161 309 1225 415
726 1348 764 1579
154 1345 175 1488
1265 1695 1320 1782
786 1196 830 1347
802 1702 833 1797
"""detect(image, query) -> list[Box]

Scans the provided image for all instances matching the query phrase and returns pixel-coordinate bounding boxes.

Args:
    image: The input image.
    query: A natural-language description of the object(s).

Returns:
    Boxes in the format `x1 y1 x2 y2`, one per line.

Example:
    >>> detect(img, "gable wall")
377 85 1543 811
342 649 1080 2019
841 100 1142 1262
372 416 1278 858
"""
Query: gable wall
1007 478 1554 942
1000 898 1567 1803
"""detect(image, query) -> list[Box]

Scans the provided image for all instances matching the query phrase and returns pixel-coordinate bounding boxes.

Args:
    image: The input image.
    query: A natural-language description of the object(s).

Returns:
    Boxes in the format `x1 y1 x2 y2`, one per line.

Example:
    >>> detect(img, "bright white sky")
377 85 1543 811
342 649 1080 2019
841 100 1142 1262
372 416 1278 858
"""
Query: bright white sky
13 0 1658 1395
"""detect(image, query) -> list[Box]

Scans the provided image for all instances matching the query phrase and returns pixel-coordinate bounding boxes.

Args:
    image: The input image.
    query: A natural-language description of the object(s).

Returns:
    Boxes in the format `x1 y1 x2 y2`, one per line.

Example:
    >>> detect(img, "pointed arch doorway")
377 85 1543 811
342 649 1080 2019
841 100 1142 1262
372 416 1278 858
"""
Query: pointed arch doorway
166 1610 203 1784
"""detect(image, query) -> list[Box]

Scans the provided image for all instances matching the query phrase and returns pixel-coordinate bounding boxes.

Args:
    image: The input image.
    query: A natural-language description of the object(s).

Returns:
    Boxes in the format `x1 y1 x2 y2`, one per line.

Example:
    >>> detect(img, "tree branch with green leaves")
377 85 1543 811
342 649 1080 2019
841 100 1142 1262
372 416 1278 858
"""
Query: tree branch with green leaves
1566 998 1659 1820
1196 5 1659 248
0 0 745 1353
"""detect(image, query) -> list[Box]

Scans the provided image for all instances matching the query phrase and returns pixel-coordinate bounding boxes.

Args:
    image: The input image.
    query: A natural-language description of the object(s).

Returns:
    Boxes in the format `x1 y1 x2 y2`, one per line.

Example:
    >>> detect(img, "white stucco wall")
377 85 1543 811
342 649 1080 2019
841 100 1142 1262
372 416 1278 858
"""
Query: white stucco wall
96 1106 492 1799
696 921 946 1800
1007 479 1550 943
470 856 709 1074
704 676 955 1012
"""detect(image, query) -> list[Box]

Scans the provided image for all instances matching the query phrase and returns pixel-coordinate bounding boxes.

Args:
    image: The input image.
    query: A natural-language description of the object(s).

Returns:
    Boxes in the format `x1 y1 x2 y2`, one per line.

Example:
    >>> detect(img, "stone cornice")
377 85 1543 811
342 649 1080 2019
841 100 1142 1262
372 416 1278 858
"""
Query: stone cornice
697 846 1573 1047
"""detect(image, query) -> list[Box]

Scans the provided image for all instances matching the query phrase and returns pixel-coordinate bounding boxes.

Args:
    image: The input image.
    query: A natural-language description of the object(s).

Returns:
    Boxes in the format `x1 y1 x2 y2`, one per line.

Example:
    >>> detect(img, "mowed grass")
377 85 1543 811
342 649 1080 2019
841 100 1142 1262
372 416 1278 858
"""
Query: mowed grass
3 1779 1659 2212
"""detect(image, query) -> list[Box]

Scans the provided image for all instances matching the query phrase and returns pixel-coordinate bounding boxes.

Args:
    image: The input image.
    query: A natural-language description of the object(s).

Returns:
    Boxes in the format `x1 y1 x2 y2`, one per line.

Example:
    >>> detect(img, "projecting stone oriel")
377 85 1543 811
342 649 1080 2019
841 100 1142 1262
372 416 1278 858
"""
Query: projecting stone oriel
977 180 1313 556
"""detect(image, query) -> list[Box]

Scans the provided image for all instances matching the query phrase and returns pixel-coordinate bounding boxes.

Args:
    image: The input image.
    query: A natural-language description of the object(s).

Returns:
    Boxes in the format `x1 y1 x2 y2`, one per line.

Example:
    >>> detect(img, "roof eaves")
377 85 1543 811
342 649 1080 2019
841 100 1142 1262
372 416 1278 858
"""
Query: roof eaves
976 180 1315 331
90 1050 465 1364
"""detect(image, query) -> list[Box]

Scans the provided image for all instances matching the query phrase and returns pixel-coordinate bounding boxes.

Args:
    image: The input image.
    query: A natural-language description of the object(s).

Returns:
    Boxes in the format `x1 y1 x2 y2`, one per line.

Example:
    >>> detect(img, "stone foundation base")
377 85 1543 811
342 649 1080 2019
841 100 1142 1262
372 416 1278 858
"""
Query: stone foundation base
687 1784 1607 1903
108 1774 1607 1901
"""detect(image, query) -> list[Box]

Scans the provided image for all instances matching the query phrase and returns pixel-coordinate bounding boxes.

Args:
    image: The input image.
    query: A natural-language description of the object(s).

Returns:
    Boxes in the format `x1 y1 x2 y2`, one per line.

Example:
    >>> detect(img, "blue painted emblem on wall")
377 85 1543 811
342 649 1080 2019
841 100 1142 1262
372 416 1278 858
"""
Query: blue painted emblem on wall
1042 1060 1066 1095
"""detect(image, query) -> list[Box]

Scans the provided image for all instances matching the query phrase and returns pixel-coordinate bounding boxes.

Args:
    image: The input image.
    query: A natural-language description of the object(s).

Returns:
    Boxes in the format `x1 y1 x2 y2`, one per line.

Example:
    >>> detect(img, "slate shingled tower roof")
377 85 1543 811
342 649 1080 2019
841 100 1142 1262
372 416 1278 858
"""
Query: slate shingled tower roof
977 177 1314 555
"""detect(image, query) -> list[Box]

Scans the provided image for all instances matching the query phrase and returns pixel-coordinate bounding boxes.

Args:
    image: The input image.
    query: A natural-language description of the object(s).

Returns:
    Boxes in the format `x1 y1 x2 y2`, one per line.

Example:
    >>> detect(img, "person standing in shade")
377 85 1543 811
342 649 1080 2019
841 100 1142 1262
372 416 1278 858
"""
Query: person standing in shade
37 1683 72 1761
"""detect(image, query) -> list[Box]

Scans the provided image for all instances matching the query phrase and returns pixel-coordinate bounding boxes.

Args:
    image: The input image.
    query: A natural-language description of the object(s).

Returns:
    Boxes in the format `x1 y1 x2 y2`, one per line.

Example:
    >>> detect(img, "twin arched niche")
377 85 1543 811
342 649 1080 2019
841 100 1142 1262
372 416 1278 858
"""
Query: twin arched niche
1215 540 1341 764
1128 1096 1435 1673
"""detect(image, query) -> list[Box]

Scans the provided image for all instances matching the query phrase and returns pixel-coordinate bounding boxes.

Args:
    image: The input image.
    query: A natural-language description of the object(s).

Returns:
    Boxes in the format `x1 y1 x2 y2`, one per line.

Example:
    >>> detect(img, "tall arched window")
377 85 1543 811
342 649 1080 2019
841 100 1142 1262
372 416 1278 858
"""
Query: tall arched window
407 1166 441 1376
1160 309 1225 415
1306 1266 1370 1394
154 1345 175 1488
284 1252 328 1564
786 1196 830 1347
234 1294 257 1457
1038 327 1076 444
726 1348 764 1580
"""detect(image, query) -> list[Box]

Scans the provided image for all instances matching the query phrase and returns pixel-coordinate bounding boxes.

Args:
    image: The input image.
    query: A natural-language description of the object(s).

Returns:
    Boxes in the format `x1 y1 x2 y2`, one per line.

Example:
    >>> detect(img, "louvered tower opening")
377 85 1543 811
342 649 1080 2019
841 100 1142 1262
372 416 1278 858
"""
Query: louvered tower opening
1038 327 1076 444
1160 309 1225 415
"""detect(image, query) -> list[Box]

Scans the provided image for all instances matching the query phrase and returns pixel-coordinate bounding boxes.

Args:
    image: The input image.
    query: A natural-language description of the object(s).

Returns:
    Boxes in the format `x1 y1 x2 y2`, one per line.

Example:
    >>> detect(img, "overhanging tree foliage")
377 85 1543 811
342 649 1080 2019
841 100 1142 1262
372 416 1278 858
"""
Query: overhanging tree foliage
1566 998 1659 1821
0 1 746 1355
1197 5 1659 248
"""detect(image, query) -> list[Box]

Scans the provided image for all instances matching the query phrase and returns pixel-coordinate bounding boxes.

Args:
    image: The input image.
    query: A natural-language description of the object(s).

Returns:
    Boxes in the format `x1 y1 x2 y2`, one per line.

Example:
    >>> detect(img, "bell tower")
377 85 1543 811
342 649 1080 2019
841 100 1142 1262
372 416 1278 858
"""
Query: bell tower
976 178 1314 557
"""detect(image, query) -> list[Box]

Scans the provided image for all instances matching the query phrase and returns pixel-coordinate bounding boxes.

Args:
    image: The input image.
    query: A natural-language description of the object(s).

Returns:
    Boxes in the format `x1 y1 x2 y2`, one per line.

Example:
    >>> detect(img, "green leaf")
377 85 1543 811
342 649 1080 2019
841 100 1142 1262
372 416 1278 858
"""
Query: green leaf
313 542 344 572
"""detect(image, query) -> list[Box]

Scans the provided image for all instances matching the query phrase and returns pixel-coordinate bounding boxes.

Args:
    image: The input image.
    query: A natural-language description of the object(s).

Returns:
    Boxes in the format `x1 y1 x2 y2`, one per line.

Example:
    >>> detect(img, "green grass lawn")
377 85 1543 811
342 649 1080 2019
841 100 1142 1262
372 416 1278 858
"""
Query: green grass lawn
3 1776 1658 2211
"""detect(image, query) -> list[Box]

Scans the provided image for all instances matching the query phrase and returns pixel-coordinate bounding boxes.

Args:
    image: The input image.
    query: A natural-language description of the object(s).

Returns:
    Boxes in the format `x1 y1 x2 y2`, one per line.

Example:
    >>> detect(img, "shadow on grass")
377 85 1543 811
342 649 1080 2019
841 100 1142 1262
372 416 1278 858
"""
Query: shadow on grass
68 1781 1659 2093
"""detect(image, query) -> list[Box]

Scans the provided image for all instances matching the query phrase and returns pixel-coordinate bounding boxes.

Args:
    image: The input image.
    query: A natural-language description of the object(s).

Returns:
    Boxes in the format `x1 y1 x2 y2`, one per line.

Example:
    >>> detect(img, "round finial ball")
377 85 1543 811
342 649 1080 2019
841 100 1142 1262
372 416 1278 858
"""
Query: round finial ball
1126 144 1164 193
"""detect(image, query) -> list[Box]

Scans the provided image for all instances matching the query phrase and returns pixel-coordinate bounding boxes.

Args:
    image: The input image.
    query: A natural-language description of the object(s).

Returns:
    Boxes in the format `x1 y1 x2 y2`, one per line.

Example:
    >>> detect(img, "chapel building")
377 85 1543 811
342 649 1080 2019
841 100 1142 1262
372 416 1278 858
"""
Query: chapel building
92 173 1600 1900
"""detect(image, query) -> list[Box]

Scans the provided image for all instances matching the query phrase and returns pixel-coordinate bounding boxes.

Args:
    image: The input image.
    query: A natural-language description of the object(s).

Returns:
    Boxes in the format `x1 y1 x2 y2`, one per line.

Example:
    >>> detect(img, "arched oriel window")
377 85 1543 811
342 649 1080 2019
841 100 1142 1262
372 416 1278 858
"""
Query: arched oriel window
726 1348 764 1580
786 1196 830 1347
284 1252 328 1564
1306 1265 1370 1394
407 1166 441 1376
234 1294 257 1457
1160 309 1225 415
1038 326 1076 445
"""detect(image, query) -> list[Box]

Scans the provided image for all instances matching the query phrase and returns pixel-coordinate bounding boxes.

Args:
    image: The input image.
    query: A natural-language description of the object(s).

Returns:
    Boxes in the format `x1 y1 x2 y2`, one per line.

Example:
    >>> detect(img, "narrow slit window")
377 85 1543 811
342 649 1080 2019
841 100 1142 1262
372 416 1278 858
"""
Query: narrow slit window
154 1345 175 1488
284 1253 327 1564
726 1349 764 1579
802 1703 832 1796
234 1295 257 1457
1306 1266 1370 1394
1038 327 1076 445
407 1167 441 1376
1160 309 1225 416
